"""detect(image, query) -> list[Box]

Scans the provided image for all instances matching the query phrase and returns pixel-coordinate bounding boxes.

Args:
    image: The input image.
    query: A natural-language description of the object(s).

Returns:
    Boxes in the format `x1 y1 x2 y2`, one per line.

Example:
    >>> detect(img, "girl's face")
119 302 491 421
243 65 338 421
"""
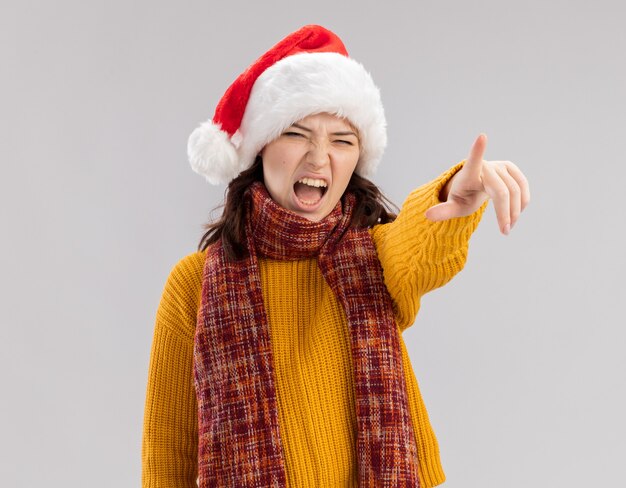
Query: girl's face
260 112 360 222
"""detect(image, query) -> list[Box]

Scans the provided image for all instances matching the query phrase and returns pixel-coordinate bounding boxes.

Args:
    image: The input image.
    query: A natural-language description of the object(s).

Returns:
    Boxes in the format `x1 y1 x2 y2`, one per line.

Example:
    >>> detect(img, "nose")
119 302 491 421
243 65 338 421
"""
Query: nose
305 140 331 169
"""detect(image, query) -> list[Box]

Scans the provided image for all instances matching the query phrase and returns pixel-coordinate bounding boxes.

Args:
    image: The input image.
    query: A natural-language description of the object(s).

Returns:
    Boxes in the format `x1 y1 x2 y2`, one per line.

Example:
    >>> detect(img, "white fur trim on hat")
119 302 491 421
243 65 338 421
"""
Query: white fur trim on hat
239 52 386 178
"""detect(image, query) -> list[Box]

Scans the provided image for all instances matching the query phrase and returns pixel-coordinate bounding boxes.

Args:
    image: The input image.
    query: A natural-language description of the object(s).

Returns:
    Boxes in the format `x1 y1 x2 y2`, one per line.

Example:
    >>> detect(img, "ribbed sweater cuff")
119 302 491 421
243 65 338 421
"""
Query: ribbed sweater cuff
399 160 489 266
419 452 447 487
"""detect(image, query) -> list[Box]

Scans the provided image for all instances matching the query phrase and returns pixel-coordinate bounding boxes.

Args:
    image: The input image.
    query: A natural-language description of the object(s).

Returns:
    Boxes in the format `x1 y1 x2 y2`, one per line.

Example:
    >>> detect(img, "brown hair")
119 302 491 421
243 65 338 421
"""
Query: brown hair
197 156 398 260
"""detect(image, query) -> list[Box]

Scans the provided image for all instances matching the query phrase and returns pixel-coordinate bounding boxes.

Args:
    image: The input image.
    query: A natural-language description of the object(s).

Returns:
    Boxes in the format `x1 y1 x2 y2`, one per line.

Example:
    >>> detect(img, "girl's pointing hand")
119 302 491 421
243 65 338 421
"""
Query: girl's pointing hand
425 133 530 235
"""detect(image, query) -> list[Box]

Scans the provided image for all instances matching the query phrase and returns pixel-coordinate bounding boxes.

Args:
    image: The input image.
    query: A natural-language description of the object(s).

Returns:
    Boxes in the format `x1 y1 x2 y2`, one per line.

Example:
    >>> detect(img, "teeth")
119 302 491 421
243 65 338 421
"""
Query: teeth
297 178 327 188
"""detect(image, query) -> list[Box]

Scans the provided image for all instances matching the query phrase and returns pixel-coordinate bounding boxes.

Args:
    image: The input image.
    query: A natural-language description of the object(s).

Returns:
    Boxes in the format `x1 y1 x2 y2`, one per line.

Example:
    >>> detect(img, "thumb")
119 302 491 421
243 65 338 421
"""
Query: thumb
425 201 461 222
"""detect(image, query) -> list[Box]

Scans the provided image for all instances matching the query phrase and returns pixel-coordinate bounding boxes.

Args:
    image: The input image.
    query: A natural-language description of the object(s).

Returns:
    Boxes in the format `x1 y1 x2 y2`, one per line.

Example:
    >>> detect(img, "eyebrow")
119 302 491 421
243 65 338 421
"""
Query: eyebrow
291 123 358 137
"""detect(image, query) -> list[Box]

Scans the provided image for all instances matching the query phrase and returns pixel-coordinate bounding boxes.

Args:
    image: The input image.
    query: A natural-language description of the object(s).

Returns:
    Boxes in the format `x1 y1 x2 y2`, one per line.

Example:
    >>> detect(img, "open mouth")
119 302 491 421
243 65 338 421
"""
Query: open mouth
293 177 328 206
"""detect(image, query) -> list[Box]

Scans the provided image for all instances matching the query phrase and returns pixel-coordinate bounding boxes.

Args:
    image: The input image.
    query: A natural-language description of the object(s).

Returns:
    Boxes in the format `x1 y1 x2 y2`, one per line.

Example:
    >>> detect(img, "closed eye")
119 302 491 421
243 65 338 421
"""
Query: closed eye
284 131 305 138
335 139 354 145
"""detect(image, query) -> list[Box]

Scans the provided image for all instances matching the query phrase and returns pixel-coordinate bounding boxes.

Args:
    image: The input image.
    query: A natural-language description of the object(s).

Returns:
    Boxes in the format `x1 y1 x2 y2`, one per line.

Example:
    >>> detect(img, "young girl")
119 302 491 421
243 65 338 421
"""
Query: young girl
142 25 530 488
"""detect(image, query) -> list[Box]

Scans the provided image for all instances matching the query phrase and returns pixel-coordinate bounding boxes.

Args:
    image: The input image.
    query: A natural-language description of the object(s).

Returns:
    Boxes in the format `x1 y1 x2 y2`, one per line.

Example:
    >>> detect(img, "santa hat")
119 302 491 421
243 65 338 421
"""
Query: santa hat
187 25 387 185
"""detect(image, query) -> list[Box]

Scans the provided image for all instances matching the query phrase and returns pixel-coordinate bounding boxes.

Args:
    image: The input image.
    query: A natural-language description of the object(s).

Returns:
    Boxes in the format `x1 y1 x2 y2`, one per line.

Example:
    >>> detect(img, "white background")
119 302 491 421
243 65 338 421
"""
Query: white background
1 0 624 486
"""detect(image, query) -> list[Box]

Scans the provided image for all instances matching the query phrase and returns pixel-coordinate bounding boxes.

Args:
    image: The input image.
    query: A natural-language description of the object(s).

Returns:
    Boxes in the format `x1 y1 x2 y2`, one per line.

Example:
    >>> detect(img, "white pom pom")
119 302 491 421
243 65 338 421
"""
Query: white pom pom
187 121 240 185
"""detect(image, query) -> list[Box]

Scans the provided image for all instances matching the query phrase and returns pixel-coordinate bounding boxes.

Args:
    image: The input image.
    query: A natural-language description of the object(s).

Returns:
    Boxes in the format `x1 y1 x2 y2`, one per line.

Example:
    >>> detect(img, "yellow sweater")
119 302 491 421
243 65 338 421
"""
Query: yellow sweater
142 162 488 487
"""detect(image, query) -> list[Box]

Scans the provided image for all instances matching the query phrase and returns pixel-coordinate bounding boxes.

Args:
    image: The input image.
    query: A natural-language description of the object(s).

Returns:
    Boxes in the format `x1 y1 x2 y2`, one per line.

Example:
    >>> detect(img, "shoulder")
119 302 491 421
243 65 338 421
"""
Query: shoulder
167 249 207 286
163 249 208 304
156 249 208 340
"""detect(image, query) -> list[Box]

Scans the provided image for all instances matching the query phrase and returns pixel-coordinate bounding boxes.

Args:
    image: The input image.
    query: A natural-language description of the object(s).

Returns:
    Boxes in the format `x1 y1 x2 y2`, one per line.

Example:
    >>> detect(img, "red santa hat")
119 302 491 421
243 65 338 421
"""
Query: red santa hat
187 24 387 185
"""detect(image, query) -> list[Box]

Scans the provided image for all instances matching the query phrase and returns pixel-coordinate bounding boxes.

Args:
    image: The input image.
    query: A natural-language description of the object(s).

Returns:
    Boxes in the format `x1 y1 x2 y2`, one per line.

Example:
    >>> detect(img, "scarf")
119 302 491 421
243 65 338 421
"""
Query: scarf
193 181 420 487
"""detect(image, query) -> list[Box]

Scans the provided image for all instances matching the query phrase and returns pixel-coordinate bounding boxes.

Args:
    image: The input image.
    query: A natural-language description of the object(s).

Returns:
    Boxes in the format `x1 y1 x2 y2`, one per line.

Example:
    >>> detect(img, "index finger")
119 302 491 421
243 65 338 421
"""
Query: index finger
463 133 488 179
